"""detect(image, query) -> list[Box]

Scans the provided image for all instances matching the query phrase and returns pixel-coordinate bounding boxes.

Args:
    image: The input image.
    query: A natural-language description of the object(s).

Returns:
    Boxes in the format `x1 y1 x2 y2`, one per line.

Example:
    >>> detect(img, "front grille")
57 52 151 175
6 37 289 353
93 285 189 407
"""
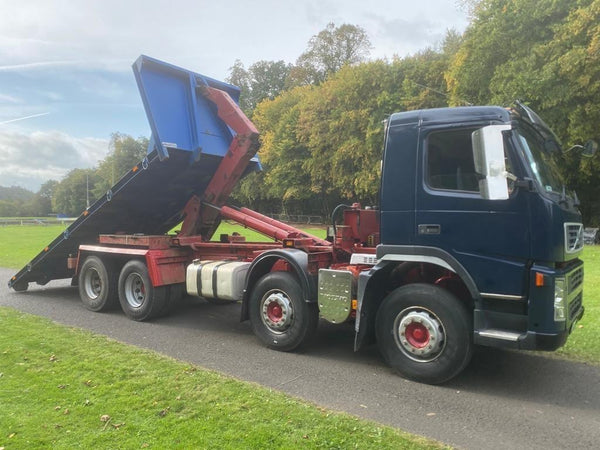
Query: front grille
569 292 582 321
568 265 584 292
565 223 584 254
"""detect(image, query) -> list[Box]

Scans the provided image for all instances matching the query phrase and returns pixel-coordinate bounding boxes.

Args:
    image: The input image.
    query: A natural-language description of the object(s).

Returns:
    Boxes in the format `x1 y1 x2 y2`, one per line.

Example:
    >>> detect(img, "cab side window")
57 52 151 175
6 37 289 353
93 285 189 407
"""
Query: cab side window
426 129 480 193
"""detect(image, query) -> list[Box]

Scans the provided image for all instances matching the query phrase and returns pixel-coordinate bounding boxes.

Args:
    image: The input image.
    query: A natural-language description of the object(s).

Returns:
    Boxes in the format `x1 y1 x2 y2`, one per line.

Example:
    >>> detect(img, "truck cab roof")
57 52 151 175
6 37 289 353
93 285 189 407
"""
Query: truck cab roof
389 106 511 127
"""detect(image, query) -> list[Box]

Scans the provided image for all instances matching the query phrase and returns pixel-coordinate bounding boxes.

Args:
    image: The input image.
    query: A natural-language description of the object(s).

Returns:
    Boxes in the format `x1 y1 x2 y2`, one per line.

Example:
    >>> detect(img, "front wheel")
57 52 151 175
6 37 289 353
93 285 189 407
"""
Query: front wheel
376 283 473 384
249 272 318 352
118 260 168 321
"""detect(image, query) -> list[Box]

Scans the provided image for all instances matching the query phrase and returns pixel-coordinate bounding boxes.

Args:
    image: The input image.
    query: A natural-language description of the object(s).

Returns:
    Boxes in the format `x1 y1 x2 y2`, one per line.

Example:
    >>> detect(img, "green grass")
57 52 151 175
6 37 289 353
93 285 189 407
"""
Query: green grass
0 225 67 269
556 246 600 363
0 307 440 449
0 222 327 272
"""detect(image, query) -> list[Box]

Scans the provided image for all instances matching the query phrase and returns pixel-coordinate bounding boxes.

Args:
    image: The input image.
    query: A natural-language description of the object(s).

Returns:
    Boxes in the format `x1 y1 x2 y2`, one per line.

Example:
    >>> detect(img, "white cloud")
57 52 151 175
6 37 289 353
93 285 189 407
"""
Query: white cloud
0 0 467 78
0 129 108 191
0 93 22 103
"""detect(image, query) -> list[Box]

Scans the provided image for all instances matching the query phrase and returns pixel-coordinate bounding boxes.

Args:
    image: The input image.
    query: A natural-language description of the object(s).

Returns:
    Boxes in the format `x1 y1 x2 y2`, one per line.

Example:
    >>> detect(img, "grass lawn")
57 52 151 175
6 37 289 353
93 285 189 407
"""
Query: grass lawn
0 307 441 449
556 246 600 363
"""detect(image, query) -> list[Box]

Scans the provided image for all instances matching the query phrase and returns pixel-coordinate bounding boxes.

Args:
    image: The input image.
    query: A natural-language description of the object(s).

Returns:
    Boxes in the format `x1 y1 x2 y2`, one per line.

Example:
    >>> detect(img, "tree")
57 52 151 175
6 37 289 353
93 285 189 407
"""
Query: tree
227 60 292 113
288 23 372 86
29 179 58 216
53 169 96 217
92 133 148 200
446 0 573 106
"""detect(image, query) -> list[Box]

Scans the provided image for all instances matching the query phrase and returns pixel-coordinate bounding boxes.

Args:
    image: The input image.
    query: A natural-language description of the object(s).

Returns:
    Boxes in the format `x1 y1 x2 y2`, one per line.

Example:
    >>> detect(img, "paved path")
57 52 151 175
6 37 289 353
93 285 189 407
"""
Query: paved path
2 268 599 449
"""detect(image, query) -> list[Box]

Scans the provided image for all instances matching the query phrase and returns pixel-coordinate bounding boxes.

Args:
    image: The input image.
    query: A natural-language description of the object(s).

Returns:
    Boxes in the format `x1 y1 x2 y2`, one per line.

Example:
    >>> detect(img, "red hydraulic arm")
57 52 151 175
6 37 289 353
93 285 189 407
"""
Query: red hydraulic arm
237 207 331 247
180 85 260 239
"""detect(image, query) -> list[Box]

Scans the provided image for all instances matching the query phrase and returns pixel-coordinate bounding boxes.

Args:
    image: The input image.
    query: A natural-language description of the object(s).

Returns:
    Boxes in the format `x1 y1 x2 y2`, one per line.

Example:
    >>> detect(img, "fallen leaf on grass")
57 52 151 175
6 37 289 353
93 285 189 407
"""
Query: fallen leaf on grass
54 406 61 411
63 409 69 415
112 423 125 430
49 354 57 362
100 415 111 422
57 384 68 389
8 433 16 438
158 407 170 417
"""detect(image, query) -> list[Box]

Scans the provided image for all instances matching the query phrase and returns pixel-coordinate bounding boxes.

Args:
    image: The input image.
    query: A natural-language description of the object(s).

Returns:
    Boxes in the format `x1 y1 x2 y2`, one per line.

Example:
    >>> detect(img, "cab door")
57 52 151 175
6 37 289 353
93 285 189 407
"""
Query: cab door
414 126 530 297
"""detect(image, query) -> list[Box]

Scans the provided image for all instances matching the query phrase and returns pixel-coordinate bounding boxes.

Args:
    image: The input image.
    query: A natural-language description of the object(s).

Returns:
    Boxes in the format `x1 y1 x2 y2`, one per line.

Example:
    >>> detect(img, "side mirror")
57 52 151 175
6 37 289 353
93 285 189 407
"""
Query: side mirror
565 139 598 157
472 125 512 200
583 140 598 158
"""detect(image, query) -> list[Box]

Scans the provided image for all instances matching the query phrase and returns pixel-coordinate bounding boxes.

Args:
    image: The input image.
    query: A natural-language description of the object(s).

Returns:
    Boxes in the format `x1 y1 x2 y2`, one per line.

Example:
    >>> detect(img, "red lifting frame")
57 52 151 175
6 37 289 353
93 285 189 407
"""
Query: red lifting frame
192 85 260 239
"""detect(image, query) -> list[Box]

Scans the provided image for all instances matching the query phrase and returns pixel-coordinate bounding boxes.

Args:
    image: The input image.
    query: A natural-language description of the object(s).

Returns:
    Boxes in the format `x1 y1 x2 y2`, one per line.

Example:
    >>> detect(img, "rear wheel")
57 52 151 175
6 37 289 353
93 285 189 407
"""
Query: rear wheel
78 256 118 311
376 283 472 384
158 283 186 316
118 260 167 321
249 272 318 351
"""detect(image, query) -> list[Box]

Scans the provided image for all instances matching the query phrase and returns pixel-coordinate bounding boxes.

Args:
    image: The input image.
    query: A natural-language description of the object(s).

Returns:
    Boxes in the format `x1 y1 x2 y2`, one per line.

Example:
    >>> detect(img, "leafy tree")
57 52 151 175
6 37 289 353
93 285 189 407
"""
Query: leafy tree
446 0 573 106
28 179 59 216
52 169 97 217
0 200 18 217
227 60 292 113
92 133 148 200
288 23 372 86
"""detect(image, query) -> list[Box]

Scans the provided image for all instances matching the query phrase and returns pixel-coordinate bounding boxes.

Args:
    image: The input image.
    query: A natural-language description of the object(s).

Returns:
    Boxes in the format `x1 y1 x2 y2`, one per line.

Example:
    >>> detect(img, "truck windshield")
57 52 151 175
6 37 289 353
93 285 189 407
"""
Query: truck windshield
514 123 565 195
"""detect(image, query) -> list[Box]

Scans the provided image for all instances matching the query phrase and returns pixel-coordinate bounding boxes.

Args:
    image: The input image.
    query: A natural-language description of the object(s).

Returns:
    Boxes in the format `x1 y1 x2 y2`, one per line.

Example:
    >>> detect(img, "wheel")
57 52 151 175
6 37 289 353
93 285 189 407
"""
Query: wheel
118 260 168 321
78 256 119 312
376 283 473 384
158 283 186 316
249 272 318 352
11 281 28 292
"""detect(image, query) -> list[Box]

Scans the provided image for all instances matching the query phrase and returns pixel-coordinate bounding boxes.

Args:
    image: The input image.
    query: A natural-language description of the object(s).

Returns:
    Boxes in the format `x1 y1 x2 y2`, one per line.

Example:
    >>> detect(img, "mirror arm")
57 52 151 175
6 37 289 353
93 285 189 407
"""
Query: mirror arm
514 177 534 191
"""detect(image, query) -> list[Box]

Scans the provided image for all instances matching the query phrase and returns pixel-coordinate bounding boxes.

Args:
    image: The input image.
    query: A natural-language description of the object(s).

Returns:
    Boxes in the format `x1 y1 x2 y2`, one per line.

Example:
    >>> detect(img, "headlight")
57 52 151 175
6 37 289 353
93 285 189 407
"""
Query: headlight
554 277 566 322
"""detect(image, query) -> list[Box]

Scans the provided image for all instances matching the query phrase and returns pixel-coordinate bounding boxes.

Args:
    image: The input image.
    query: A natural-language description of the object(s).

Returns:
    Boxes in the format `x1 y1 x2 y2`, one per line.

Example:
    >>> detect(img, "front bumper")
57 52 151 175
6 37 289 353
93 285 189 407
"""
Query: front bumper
474 259 584 351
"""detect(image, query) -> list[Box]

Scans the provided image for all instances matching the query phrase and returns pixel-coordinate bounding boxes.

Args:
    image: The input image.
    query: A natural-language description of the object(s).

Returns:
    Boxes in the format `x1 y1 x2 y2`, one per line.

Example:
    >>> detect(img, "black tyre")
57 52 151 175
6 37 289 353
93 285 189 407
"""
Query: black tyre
158 283 186 316
249 272 318 352
78 255 119 312
376 283 473 385
12 281 28 292
118 260 168 321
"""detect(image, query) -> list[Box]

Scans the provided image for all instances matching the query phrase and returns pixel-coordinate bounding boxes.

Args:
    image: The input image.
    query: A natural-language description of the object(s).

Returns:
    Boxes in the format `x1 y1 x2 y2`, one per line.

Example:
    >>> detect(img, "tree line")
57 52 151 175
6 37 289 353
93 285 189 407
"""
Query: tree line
230 0 600 225
4 0 600 224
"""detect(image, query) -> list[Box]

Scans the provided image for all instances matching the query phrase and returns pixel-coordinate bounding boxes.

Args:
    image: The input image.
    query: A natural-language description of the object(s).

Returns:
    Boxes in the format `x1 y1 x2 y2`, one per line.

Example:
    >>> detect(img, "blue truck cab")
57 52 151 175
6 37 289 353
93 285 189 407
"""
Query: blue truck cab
365 102 585 382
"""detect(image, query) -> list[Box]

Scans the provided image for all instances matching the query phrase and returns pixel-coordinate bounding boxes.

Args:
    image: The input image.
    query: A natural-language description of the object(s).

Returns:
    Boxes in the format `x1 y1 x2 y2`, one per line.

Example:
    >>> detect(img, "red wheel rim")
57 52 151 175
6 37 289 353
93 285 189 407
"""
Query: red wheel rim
405 322 430 348
267 302 283 322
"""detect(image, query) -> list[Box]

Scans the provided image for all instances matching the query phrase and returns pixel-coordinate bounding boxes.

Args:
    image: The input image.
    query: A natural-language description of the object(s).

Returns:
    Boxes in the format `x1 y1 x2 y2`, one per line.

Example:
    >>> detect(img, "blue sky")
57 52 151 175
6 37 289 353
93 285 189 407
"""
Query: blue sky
0 0 468 191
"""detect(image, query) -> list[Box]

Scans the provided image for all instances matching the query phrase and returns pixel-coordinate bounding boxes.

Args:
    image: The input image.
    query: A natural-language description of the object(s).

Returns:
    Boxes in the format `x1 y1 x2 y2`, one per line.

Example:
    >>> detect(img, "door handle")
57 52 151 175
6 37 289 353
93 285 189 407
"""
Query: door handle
418 224 441 235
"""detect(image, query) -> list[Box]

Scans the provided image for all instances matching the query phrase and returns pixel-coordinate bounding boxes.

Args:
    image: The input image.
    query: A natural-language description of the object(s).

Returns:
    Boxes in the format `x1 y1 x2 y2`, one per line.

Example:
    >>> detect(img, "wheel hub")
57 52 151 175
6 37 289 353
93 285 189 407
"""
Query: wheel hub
84 268 101 299
124 273 146 308
261 291 293 333
394 308 445 362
